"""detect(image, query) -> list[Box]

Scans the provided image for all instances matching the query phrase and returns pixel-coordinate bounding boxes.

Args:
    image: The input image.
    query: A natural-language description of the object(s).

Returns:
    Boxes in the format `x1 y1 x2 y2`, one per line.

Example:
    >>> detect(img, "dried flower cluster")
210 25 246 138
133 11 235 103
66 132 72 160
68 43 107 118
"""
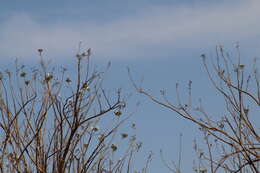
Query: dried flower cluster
0 48 144 173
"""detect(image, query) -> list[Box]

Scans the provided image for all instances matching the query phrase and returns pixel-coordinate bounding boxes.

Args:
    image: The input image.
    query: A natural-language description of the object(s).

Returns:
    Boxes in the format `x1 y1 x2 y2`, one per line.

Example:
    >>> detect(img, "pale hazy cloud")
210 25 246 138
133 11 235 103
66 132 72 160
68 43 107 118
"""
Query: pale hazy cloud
0 0 259 60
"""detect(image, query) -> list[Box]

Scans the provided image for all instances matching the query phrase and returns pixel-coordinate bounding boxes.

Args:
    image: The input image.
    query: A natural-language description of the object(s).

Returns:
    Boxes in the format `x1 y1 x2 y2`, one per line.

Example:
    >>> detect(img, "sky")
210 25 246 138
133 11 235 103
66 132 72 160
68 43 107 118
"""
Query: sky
0 0 260 172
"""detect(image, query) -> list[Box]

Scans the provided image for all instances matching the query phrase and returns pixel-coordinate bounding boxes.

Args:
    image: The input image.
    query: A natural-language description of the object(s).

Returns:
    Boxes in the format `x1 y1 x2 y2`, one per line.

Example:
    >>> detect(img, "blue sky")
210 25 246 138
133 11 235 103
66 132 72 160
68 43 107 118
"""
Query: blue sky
1 0 260 60
1 0 260 172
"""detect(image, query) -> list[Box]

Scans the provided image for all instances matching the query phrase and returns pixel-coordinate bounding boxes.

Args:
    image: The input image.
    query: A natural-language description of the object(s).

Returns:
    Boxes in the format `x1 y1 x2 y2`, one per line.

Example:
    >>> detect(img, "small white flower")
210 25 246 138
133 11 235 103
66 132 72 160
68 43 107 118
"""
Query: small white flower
45 73 53 81
68 98 73 104
90 125 100 132
98 134 105 141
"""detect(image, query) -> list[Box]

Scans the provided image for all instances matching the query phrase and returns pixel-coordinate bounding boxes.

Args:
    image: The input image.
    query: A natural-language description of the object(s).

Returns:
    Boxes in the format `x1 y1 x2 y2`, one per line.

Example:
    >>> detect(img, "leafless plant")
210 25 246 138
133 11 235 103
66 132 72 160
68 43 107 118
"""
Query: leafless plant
0 47 143 173
131 45 260 173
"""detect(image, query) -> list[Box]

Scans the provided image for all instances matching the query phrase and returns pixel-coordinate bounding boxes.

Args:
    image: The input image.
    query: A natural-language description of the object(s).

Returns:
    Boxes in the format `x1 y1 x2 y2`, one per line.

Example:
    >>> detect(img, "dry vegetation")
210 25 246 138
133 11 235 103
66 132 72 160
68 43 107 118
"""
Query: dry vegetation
132 45 260 173
1 44 259 173
0 47 143 173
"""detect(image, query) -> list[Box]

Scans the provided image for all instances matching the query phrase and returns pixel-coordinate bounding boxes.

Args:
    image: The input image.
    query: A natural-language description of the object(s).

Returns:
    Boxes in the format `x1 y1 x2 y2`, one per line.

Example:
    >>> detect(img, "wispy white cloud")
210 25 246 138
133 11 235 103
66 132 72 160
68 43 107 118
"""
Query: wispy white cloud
0 0 259 60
